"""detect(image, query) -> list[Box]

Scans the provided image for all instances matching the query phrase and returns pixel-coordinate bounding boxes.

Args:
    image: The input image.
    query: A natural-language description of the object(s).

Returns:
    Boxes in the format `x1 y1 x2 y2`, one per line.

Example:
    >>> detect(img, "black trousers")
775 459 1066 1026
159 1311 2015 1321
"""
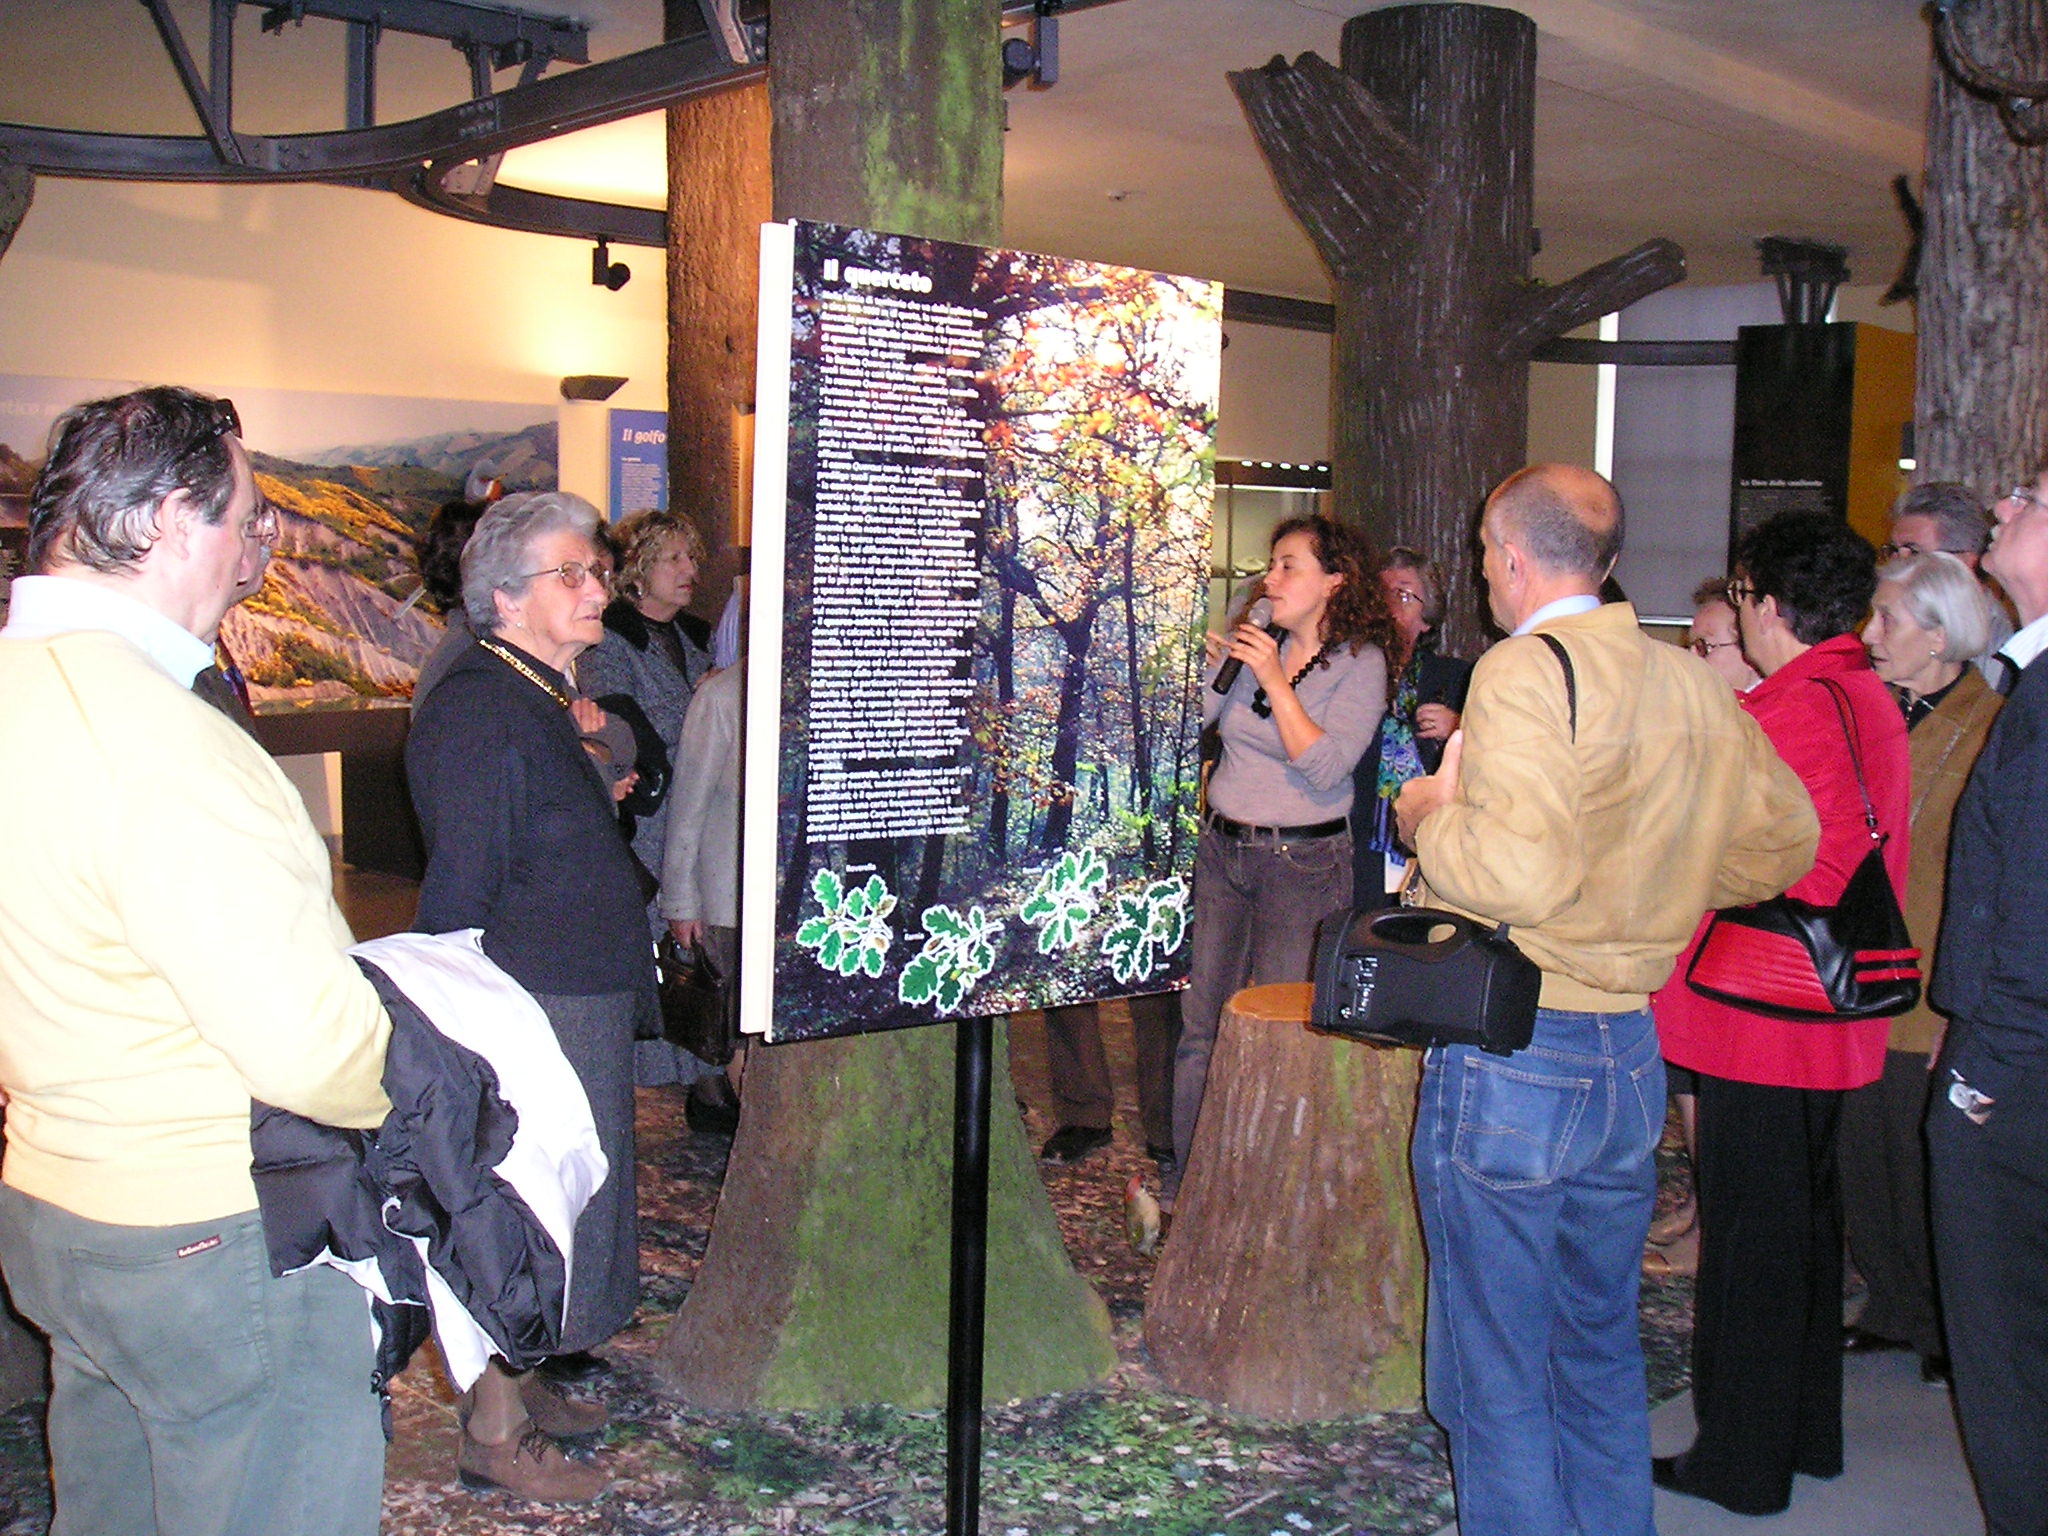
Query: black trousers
1928 1047 2048 1536
1840 1048 1943 1358
1679 1073 1845 1513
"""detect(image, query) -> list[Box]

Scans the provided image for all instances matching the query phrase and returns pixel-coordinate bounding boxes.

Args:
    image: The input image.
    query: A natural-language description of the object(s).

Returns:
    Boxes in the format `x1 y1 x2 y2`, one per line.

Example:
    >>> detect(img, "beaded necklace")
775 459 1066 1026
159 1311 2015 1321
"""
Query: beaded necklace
478 636 571 708
1250 637 1337 718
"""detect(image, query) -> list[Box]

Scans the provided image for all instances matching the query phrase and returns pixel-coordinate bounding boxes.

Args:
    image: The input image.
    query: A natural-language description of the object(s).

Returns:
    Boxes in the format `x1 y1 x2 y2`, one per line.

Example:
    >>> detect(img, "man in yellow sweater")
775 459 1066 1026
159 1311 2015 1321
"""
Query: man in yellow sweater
1394 465 1818 1536
0 387 393 1536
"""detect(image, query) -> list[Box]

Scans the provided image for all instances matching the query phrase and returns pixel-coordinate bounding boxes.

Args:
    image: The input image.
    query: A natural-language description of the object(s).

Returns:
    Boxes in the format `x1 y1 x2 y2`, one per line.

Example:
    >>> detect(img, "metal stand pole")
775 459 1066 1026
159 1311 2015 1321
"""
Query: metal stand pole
944 1014 993 1536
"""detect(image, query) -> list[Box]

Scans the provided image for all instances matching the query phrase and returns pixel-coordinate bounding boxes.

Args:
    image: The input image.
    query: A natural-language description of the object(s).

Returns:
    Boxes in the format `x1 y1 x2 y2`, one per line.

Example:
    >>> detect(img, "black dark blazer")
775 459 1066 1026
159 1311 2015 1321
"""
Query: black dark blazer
1932 651 2048 1094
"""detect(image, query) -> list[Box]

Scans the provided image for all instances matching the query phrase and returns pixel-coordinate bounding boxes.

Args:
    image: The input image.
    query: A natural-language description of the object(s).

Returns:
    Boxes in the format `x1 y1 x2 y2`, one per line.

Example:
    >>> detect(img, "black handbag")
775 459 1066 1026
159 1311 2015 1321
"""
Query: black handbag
1311 905 1542 1056
1684 678 1921 1022
656 935 739 1065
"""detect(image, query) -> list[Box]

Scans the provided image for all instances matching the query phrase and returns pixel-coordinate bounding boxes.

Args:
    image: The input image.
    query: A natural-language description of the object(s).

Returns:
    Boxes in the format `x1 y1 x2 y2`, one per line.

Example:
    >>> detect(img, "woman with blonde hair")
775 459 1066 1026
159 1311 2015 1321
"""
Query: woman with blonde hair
576 508 732 1120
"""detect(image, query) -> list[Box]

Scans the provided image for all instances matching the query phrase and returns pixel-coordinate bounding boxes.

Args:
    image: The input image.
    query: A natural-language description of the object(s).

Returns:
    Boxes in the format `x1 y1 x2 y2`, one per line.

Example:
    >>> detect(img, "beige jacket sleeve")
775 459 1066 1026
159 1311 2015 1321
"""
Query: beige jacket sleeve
1703 708 1822 910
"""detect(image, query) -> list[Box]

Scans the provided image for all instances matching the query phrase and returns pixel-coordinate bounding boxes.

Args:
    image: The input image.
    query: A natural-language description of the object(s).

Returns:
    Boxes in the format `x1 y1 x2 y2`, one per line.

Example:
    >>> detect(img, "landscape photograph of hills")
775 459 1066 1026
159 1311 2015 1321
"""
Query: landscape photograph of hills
0 376 556 709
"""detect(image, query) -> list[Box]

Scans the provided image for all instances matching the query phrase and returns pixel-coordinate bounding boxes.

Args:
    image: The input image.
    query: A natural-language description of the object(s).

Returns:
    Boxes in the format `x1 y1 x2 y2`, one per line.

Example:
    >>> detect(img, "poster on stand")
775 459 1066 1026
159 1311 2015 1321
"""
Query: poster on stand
740 219 1221 1044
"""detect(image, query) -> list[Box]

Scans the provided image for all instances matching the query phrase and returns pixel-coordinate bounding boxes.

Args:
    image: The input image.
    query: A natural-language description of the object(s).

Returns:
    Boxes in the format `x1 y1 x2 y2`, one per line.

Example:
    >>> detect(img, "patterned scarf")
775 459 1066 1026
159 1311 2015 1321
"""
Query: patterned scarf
1366 653 1426 856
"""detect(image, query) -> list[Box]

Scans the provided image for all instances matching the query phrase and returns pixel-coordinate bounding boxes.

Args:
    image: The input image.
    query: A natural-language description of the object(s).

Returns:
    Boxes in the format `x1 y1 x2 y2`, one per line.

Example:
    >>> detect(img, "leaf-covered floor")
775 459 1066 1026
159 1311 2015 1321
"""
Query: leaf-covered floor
0 1013 1697 1536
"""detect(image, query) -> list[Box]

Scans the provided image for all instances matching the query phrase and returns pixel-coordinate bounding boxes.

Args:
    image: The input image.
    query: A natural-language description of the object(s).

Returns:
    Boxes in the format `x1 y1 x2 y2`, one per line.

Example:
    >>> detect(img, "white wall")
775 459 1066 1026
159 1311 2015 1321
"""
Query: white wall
1609 280 1911 621
0 178 669 504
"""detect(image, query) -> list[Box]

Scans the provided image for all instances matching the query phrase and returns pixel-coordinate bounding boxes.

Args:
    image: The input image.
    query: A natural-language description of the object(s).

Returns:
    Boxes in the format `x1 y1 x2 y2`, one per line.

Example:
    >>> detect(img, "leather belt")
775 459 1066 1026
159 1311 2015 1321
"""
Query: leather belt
1205 811 1348 842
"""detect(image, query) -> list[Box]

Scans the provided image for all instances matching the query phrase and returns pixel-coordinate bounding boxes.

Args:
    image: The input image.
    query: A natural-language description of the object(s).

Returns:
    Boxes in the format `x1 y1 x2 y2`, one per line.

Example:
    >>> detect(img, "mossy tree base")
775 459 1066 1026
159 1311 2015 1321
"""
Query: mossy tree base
1145 984 1424 1419
658 1021 1116 1408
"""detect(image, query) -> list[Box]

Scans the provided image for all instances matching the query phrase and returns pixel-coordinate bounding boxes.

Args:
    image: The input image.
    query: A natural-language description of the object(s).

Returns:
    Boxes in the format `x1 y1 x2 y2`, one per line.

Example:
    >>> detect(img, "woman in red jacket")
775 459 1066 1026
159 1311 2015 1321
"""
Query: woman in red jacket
1651 511 1909 1517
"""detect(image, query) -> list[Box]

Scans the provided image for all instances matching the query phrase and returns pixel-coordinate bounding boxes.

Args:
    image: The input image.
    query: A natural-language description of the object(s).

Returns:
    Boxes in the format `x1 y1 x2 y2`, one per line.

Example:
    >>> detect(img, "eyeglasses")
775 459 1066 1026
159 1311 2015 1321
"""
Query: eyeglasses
2003 485 2045 512
248 500 279 545
520 560 612 590
1723 579 1756 606
1689 638 1738 658
1388 588 1423 606
1880 540 1973 560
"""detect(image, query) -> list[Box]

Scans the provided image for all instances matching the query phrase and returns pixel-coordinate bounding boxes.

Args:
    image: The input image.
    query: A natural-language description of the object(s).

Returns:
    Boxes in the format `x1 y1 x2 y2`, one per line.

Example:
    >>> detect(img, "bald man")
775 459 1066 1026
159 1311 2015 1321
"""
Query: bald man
1394 465 1817 1536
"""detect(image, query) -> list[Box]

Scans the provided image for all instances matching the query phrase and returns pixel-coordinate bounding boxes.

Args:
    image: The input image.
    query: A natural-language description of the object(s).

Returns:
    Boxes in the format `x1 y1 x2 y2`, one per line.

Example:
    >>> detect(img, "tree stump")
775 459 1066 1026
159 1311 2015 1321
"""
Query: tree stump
1144 983 1424 1419
1229 5 1686 653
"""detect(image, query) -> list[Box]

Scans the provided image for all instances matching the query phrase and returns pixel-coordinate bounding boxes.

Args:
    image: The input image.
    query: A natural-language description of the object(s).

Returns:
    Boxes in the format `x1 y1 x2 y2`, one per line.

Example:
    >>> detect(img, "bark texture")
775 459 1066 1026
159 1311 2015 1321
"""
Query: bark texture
1145 984 1425 1418
0 164 31 263
1231 6 1685 652
657 0 1116 1408
1919 0 2048 491
666 84 772 621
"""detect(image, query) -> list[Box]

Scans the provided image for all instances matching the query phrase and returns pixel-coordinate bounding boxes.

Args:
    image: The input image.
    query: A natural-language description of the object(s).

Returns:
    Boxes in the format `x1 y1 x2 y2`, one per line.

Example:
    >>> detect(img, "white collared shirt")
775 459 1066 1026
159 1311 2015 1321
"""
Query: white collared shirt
2 574 216 688
1512 593 1603 637
1997 610 2048 674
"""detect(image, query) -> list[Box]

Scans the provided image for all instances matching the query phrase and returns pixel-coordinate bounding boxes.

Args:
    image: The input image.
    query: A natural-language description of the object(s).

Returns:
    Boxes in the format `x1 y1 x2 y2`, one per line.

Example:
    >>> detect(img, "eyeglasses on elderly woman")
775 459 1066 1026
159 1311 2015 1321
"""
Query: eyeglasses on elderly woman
519 559 613 591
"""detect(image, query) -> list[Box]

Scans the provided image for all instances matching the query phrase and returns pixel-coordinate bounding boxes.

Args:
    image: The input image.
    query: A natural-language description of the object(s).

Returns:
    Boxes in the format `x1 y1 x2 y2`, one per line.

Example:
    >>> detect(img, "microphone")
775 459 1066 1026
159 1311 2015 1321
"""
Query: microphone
1211 596 1283 695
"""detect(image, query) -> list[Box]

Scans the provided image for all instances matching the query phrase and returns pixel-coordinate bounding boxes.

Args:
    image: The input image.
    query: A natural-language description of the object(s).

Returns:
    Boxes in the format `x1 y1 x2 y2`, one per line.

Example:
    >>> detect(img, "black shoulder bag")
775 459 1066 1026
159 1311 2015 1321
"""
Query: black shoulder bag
1684 678 1920 1021
1310 634 1574 1056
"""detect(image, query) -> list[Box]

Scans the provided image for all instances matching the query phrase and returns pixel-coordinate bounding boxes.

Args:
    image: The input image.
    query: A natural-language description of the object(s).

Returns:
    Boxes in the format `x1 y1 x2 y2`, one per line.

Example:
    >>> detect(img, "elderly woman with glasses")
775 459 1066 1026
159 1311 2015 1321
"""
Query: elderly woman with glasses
1351 546 1471 905
1836 552 2004 1383
405 492 652 1503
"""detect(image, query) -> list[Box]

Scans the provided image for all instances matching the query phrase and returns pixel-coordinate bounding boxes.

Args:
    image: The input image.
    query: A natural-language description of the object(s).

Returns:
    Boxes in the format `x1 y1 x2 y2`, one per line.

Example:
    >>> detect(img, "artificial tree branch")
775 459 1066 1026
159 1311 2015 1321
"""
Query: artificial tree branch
1227 52 1428 278
0 163 33 264
1492 238 1687 362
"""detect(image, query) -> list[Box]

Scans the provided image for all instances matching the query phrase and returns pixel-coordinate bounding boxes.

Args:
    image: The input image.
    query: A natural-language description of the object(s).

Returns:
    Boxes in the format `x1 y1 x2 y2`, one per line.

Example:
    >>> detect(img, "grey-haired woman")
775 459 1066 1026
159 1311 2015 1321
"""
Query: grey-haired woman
406 491 650 1502
1840 551 2003 1380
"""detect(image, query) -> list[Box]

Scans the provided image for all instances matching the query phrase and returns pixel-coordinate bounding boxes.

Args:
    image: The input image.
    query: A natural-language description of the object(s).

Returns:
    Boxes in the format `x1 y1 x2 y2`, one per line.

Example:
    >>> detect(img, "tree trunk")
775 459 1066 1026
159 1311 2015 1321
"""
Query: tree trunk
658 0 1116 1408
1230 4 1685 653
1144 983 1425 1417
0 165 31 264
1919 0 2048 492
666 82 771 622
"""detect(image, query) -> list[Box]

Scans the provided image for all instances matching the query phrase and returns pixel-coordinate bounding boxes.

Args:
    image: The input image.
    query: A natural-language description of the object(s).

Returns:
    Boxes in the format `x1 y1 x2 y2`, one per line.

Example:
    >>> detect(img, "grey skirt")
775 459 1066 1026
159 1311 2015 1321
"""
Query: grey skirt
532 989 640 1354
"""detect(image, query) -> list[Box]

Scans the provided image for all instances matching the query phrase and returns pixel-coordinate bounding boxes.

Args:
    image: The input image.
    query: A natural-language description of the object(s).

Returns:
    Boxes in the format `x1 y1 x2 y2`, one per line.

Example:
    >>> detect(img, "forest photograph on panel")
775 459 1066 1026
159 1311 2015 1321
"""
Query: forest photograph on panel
768 222 1219 1040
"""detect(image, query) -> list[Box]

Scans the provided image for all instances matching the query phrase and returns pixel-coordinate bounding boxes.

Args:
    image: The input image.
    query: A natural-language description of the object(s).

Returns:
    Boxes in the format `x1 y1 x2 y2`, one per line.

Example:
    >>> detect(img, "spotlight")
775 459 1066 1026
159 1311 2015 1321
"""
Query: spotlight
560 375 628 402
592 240 630 291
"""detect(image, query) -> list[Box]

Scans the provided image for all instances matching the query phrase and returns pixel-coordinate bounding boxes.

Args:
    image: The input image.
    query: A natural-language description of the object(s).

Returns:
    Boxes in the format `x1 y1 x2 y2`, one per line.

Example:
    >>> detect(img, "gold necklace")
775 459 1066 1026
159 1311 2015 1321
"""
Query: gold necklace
479 637 570 708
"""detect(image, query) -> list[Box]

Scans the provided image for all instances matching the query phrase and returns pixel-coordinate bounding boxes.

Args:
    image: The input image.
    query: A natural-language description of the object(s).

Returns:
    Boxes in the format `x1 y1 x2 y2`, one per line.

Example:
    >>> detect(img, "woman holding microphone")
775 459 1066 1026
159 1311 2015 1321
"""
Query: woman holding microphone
1166 513 1393 1211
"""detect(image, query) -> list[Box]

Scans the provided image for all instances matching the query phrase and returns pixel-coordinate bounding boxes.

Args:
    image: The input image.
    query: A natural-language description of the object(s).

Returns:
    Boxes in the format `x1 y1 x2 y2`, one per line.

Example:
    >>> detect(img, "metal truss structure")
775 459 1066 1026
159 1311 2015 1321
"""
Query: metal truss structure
0 0 1096 251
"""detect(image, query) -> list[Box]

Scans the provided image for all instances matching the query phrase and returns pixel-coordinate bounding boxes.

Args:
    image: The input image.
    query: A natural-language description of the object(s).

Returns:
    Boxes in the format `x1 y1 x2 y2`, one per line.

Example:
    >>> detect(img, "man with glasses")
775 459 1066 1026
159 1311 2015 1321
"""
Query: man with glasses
1885 482 2014 682
1927 461 2048 1536
0 386 394 1536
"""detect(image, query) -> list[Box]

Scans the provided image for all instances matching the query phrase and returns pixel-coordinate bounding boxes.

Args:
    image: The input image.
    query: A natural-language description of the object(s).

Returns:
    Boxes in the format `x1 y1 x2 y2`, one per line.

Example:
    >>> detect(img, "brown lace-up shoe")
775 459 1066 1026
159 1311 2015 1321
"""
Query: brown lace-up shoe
519 1373 609 1440
458 1426 608 1503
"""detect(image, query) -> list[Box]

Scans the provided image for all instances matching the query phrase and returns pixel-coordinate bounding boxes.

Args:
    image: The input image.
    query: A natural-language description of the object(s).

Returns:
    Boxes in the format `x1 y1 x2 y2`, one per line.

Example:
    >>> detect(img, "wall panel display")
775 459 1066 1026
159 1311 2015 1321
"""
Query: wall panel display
743 221 1221 1043
0 374 554 709
608 408 668 522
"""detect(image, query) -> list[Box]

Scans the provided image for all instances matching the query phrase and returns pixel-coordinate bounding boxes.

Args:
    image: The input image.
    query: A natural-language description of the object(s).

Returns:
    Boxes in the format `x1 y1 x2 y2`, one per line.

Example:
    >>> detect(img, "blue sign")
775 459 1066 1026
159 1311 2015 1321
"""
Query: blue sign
608 408 668 523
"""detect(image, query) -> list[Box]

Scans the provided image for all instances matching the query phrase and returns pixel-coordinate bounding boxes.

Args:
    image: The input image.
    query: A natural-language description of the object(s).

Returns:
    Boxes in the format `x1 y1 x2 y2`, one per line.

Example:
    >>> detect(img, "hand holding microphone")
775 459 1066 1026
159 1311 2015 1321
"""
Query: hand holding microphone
1211 596 1287 695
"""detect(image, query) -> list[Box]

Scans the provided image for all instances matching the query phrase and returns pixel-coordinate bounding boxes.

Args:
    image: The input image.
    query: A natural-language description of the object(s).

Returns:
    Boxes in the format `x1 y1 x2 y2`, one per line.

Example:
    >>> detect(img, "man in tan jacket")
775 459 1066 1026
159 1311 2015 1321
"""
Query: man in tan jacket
1394 464 1817 1536
0 387 393 1536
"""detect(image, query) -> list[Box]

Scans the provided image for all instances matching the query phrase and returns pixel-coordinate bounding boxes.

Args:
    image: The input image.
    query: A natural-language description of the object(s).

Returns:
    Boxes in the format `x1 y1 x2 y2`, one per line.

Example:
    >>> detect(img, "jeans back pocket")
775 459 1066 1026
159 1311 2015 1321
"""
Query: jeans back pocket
1449 1053 1594 1191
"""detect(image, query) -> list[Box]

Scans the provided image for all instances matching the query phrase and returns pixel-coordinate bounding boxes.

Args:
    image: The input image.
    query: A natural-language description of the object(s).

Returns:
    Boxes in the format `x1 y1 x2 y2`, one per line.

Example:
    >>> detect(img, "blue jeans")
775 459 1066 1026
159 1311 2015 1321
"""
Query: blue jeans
1412 1006 1665 1536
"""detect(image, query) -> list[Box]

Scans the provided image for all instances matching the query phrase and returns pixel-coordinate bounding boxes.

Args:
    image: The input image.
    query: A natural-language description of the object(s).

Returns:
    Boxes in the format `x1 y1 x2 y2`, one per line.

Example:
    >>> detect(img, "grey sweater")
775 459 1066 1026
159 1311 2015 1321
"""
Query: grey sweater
1203 640 1387 826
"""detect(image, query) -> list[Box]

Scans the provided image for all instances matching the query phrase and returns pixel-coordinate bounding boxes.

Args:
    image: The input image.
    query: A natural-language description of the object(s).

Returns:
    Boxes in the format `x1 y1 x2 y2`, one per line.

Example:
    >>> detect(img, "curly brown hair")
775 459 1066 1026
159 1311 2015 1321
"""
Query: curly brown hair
612 507 707 607
1248 513 1396 658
